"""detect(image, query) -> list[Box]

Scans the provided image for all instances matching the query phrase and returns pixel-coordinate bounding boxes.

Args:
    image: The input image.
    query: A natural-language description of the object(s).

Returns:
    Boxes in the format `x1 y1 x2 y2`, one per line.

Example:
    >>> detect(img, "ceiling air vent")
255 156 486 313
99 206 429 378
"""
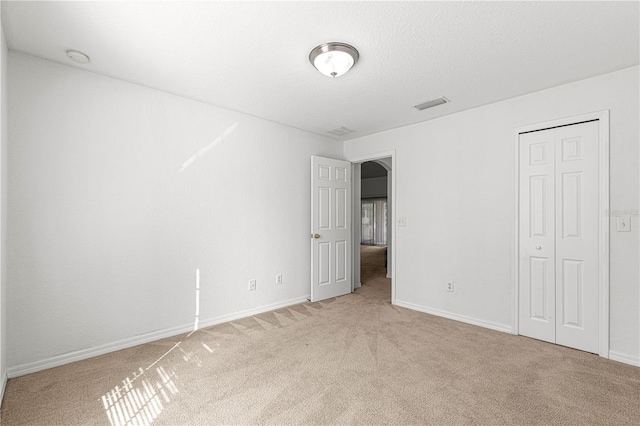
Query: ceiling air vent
327 126 355 136
414 96 450 111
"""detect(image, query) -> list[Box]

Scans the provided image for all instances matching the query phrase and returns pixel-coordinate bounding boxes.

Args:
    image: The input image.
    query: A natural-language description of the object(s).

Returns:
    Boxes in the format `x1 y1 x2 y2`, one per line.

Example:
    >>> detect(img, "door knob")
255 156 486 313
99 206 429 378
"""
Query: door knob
536 245 542 250
313 234 321 239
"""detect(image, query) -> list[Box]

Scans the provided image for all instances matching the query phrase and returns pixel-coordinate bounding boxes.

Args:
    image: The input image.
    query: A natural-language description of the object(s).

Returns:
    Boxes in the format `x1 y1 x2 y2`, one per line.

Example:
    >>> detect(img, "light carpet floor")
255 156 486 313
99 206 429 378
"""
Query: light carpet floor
1 245 639 425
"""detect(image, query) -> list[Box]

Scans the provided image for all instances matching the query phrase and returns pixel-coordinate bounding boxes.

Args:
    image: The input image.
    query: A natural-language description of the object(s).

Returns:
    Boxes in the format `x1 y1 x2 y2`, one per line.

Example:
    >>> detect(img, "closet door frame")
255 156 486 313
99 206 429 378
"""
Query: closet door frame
512 110 610 358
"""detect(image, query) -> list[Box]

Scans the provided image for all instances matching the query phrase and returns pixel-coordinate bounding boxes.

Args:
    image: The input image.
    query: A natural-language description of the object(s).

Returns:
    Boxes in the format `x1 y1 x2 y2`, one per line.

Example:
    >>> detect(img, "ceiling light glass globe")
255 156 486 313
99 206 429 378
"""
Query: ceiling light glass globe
313 50 355 77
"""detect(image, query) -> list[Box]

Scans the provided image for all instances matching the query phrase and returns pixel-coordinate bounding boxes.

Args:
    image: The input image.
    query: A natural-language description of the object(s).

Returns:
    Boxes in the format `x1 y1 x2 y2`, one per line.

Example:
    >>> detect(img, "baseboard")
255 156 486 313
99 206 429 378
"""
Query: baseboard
7 296 310 378
386 273 391 279
354 282 362 289
609 350 640 367
394 299 512 334
195 296 309 330
0 370 6 405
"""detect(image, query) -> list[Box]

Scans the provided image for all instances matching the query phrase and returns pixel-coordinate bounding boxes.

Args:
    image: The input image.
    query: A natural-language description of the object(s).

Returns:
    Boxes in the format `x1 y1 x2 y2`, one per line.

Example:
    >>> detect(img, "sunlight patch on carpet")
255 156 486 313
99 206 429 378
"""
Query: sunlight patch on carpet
101 365 178 426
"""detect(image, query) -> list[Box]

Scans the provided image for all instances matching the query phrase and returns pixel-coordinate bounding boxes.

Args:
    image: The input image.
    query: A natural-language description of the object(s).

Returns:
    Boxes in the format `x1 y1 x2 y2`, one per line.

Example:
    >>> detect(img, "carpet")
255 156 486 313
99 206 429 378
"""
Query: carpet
1 245 639 425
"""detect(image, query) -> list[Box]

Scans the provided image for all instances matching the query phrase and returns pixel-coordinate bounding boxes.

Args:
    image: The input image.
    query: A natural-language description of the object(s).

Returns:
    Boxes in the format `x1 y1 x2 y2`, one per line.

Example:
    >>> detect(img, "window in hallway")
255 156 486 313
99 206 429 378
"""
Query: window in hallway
361 198 387 245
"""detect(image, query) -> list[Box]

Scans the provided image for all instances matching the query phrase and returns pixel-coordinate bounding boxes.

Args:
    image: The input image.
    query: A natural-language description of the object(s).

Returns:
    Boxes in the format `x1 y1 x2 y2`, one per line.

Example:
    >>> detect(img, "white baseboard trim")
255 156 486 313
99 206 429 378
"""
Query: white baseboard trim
7 296 310 378
609 351 640 367
195 296 310 330
386 273 391 279
0 370 6 405
394 299 512 334
354 282 362 289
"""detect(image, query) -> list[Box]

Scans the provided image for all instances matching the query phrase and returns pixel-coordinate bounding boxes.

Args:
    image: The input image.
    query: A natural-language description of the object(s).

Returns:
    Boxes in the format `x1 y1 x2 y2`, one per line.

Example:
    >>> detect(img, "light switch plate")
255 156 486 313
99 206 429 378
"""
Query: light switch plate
617 216 631 232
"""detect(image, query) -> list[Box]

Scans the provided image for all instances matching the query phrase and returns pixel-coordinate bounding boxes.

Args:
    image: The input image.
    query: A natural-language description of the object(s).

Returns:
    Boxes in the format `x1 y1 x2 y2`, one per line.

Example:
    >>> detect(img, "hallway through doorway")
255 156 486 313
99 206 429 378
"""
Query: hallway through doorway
358 245 390 301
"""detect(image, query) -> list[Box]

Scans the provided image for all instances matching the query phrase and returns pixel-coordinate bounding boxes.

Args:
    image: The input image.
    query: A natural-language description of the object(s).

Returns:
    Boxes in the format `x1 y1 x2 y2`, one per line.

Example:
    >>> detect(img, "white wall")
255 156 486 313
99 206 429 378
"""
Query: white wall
0 7 8 397
7 53 342 373
361 176 387 198
344 66 640 363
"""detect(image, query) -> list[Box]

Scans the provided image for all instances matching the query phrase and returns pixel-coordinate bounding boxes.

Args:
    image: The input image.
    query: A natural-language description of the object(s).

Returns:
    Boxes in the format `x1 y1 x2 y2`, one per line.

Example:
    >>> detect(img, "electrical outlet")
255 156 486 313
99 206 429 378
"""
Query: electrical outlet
276 274 283 285
447 281 454 292
249 279 257 291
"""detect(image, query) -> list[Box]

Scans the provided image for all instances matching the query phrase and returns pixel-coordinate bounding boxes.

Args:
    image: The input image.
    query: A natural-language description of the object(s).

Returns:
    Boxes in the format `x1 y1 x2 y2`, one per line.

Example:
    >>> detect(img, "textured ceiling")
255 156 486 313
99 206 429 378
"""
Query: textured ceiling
2 1 638 141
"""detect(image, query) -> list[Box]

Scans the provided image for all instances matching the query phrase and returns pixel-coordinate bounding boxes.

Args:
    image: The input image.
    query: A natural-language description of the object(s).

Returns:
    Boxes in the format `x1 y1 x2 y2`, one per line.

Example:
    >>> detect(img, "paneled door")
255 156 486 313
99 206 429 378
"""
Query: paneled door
519 121 600 354
518 128 556 345
311 156 352 302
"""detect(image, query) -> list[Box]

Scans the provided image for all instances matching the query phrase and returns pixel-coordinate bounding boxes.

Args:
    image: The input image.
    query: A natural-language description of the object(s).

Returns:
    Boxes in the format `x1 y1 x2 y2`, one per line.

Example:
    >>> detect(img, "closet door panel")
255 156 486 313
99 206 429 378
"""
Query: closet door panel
554 121 599 354
518 129 556 344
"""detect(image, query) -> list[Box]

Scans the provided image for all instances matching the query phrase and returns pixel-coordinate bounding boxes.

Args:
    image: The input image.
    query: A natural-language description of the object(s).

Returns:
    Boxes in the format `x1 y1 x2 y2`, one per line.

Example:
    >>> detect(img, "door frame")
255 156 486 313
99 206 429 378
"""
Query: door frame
512 110 610 358
346 150 396 304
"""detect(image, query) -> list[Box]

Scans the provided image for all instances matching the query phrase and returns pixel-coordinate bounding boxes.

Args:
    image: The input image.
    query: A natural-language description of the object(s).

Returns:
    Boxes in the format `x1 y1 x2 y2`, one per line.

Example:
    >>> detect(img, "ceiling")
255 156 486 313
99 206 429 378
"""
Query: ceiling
2 1 638 141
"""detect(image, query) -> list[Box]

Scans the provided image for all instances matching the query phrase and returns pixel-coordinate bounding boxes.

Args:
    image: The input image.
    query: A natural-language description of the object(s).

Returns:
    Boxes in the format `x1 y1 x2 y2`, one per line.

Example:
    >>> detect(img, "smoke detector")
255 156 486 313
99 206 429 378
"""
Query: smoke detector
66 50 90 64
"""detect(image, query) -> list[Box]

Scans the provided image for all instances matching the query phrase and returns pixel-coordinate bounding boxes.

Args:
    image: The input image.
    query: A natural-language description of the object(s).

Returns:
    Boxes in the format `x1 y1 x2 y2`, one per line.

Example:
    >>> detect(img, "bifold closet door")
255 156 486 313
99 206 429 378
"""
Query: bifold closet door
519 128 556 345
553 122 599 353
519 121 599 354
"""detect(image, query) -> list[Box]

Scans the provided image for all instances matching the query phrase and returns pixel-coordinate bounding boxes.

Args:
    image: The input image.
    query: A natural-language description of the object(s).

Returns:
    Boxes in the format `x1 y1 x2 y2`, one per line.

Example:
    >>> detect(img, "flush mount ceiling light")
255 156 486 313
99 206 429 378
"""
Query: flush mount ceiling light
66 49 90 64
309 42 359 78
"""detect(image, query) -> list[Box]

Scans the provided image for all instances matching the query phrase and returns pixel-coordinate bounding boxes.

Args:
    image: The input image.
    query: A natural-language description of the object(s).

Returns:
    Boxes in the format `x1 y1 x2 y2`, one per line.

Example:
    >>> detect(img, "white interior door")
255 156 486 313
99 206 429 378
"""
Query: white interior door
519 121 600 354
311 156 352 302
554 122 599 353
519 128 556 344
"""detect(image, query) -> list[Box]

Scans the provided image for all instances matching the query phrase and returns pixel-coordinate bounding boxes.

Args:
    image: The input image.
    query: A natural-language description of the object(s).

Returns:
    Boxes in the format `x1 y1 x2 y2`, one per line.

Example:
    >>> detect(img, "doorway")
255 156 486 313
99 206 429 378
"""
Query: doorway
360 161 389 294
514 111 610 357
309 153 395 303
347 151 396 304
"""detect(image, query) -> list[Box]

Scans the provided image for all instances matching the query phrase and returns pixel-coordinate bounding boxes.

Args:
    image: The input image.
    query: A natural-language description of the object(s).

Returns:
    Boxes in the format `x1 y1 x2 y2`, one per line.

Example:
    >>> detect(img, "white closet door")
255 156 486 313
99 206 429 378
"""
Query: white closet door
518 121 600 354
519 128 556 344
554 121 599 353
